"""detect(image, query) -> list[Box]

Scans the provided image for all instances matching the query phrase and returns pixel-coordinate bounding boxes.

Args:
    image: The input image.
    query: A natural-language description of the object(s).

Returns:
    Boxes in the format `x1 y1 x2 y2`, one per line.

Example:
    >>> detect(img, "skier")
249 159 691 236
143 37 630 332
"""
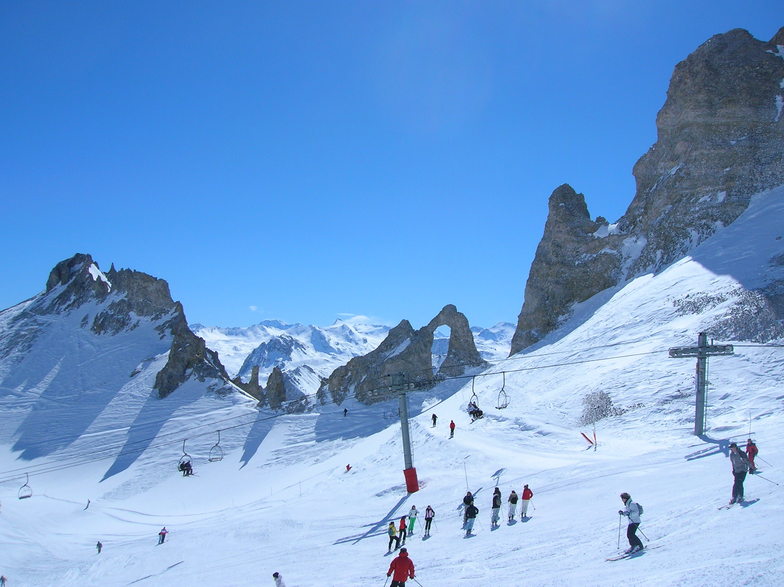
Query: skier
386 547 415 586
343 408 348 417
407 506 419 535
272 571 287 587
387 521 400 551
745 439 758 473
729 442 750 503
158 527 168 544
398 515 408 545
462 491 474 526
464 502 479 536
432 413 437 427
0 575 6 586
618 492 644 553
345 464 352 472
96 541 102 554
490 487 502 528
507 490 519 521
424 505 435 536
449 420 455 438
521 484 534 519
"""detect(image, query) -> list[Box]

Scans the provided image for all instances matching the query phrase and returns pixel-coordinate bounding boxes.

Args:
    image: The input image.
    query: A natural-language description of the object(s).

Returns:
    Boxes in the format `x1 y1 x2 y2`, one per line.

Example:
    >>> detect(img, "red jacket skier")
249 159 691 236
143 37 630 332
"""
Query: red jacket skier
387 547 415 586
522 486 533 501
745 440 758 472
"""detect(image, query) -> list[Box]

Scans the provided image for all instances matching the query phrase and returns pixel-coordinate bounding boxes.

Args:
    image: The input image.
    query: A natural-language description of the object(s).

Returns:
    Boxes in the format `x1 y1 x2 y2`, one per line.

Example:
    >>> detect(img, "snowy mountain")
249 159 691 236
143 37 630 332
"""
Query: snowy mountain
192 318 513 404
1 186 783 586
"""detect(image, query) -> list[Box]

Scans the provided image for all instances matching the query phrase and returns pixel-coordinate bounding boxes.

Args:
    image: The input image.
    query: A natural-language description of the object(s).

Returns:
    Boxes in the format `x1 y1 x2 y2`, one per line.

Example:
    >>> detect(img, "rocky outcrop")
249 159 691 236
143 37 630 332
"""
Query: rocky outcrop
511 27 784 355
5 253 231 398
318 304 486 405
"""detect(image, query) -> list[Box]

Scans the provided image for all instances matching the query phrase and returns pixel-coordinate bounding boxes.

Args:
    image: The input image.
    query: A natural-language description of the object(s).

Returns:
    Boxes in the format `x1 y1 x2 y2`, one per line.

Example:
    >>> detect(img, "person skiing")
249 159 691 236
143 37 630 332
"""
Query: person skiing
387 521 400 551
729 442 750 503
96 541 102 554
449 420 456 438
0 575 6 586
398 515 408 545
490 487 502 528
462 491 474 526
386 547 415 586
343 408 348 417
158 527 168 544
745 439 758 473
521 484 534 519
424 505 435 536
432 413 437 427
507 490 519 521
272 571 287 587
464 502 479 536
618 492 644 553
407 506 419 535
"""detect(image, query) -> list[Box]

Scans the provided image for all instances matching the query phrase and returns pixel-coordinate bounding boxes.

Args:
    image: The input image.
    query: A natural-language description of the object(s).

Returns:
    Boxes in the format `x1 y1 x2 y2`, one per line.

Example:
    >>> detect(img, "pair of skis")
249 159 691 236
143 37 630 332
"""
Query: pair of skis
606 544 662 561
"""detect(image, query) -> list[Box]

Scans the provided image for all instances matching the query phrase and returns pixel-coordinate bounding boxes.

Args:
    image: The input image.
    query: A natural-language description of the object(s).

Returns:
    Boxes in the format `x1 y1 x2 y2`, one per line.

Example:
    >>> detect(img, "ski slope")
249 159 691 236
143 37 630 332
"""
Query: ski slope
1 188 783 586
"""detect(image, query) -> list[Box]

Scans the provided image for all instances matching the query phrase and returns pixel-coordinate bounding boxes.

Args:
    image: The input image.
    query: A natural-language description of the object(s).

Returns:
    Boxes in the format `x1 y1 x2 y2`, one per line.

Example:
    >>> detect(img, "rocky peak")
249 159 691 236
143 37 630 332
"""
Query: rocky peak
511 28 784 355
318 305 485 405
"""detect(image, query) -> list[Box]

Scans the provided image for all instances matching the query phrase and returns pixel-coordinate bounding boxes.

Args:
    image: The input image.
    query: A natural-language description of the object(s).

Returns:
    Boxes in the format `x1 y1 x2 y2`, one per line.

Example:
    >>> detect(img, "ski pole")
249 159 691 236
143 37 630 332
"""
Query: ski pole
617 514 622 549
383 576 389 587
751 473 779 486
638 527 649 542
756 456 773 467
412 578 425 587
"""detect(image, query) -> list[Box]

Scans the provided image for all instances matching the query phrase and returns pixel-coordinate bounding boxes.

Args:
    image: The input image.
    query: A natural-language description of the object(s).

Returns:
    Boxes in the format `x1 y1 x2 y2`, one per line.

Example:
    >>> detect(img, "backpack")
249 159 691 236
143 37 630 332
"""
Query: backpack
636 502 644 515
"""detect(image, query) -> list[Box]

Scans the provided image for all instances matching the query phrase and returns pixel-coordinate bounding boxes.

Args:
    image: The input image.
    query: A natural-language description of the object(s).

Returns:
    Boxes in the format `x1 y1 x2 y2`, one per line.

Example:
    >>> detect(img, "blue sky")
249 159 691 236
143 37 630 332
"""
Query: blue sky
1 1 781 329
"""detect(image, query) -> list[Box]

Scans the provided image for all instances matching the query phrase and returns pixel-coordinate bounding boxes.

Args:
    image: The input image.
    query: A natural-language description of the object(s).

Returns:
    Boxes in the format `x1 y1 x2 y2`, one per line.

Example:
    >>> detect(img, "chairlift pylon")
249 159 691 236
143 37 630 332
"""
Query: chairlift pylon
496 372 509 410
208 430 224 462
18 473 32 500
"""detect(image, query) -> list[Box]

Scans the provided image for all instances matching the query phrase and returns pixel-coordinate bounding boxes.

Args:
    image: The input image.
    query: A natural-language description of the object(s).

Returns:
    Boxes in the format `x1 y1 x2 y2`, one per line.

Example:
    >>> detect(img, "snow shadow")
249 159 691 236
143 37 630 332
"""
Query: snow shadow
6 317 169 460
102 383 204 480
333 493 410 546
684 435 739 461
239 416 275 468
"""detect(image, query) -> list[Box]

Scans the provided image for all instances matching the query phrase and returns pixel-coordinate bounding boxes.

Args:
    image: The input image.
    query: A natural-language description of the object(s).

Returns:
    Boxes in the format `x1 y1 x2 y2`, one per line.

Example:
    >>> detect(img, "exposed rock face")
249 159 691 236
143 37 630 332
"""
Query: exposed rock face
318 304 486 405
4 253 230 398
511 27 784 355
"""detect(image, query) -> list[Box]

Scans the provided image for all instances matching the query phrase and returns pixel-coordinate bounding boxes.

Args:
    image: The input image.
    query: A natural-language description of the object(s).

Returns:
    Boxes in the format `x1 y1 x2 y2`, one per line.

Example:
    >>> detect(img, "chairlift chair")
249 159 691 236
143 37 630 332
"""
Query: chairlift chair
208 430 224 462
469 376 479 406
178 439 192 470
496 372 509 410
18 473 32 500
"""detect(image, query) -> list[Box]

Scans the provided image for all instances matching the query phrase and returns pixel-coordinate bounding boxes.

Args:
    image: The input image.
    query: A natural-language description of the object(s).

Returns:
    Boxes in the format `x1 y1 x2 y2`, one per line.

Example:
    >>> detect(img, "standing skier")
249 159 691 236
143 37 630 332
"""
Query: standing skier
729 442 750 503
618 492 644 553
432 413 438 427
424 505 435 536
387 521 400 551
521 484 534 519
449 420 456 438
158 527 168 544
96 541 102 554
386 547 415 586
398 515 408 545
507 490 519 521
462 491 474 526
490 487 502 528
464 502 479 536
745 439 758 473
407 506 419 535
272 571 287 587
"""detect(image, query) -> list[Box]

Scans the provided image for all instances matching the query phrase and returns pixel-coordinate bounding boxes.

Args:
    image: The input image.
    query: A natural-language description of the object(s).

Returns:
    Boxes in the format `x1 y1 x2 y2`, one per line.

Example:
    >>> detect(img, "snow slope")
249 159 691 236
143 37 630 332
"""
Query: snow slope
1 188 783 586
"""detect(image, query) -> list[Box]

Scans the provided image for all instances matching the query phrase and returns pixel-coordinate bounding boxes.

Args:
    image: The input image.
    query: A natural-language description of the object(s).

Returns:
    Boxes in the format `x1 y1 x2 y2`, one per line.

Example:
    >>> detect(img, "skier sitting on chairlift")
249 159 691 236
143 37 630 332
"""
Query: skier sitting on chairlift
467 401 483 421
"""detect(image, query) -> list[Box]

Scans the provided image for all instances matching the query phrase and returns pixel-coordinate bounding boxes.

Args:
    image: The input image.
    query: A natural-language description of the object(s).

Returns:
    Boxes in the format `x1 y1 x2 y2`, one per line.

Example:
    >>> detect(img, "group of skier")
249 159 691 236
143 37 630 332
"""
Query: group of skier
461 484 534 536
387 505 436 551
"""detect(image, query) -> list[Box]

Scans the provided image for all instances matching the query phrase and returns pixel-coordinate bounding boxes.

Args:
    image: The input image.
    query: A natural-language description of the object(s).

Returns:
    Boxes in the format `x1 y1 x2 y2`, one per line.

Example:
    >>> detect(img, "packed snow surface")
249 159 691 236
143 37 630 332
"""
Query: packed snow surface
1 188 783 586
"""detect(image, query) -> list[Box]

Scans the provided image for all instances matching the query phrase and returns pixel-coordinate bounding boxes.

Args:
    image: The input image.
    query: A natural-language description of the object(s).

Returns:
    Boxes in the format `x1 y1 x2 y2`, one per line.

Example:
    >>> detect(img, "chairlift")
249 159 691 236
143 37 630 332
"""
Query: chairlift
18 473 32 500
469 376 479 406
208 430 224 462
178 439 192 470
496 372 509 410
